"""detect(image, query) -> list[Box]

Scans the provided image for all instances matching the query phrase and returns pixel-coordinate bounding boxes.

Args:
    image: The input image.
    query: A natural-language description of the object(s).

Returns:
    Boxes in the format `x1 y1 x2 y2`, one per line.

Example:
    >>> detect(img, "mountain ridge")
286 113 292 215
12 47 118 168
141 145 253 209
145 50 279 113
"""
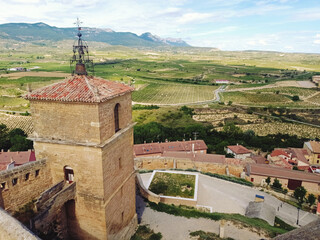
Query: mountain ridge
0 22 190 47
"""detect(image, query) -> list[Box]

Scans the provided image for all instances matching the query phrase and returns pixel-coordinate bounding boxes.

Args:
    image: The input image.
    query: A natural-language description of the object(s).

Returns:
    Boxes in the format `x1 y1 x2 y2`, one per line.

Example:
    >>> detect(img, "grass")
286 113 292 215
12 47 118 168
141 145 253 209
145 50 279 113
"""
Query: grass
132 107 199 127
130 225 162 240
0 96 29 111
148 202 290 238
148 172 195 198
221 92 291 104
190 230 234 240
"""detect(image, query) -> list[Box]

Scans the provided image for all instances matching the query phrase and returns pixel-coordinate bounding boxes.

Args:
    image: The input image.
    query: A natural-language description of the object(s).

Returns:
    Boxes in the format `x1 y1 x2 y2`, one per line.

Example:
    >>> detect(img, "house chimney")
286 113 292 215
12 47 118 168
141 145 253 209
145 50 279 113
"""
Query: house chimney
144 141 146 144
8 149 10 152
165 139 168 143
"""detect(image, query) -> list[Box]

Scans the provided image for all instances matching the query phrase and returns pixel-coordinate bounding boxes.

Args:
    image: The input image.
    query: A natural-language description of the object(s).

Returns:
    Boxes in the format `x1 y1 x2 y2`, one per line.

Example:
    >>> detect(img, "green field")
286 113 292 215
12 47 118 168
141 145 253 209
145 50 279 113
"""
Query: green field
132 82 218 104
0 41 320 108
221 92 291 105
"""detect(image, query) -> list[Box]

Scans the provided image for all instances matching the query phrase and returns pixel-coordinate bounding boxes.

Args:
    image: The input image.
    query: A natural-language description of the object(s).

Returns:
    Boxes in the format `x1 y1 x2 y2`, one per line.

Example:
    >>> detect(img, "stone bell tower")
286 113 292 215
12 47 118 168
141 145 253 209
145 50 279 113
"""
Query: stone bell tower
24 21 137 239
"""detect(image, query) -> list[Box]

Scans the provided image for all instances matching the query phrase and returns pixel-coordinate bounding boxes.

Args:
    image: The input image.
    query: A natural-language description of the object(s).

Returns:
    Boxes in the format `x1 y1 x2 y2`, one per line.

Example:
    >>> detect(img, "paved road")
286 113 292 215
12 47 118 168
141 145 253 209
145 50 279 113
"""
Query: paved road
140 172 318 227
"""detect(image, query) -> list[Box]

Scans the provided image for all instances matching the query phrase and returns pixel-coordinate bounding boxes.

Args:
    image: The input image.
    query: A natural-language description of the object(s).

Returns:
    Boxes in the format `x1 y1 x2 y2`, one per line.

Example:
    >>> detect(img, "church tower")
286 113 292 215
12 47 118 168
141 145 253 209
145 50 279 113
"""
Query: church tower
25 22 137 239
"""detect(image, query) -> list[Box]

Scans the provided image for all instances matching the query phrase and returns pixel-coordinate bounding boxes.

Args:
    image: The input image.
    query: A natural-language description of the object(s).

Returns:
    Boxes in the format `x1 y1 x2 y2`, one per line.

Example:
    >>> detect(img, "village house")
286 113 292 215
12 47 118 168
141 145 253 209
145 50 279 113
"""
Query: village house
133 140 207 157
215 79 230 84
304 140 320 165
226 144 252 160
0 150 35 171
267 148 310 170
312 75 320 86
245 164 320 195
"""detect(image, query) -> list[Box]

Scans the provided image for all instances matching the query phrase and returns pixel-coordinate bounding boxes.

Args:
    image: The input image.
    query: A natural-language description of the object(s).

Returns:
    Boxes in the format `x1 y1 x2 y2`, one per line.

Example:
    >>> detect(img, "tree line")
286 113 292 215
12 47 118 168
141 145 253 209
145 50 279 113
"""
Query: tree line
134 106 308 155
0 124 33 151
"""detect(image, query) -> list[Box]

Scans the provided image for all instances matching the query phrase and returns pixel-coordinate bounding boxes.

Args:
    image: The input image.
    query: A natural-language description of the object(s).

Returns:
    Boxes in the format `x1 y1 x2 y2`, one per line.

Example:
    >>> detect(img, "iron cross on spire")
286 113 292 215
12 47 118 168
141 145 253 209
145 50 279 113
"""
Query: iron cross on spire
70 18 94 75
74 17 83 40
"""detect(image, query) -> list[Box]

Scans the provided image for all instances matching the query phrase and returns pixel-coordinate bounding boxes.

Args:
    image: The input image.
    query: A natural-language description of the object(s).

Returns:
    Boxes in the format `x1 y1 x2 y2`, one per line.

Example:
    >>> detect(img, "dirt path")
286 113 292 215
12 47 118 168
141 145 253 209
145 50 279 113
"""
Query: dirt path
0 71 70 79
139 204 268 240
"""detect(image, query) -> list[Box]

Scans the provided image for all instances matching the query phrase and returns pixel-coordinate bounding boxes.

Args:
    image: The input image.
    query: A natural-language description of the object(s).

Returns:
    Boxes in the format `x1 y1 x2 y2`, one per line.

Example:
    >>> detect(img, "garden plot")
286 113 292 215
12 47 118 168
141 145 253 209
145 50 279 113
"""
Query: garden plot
132 83 217 104
147 170 199 204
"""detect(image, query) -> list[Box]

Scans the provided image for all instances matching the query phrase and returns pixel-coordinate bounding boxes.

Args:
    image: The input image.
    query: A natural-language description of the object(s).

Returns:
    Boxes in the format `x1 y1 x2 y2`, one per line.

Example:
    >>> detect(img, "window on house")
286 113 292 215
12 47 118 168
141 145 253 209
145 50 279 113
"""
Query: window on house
35 169 40 177
121 211 124 223
251 178 254 182
64 166 74 183
114 103 120 133
317 160 319 164
12 178 18 186
25 173 30 181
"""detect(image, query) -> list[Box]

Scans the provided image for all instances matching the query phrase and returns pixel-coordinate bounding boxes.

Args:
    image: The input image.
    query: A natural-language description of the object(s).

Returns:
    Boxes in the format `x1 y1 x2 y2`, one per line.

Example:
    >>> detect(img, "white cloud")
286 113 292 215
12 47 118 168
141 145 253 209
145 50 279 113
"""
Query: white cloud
177 12 214 24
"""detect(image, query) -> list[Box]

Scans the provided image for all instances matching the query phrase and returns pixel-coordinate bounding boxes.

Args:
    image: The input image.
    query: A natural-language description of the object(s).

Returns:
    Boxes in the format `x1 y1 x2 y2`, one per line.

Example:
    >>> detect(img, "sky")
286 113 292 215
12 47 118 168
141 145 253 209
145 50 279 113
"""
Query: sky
0 0 320 53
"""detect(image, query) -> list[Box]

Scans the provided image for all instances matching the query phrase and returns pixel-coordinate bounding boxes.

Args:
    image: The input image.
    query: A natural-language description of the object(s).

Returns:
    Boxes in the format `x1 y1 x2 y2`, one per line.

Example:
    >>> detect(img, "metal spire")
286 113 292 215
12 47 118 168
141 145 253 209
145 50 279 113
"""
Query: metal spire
70 18 94 75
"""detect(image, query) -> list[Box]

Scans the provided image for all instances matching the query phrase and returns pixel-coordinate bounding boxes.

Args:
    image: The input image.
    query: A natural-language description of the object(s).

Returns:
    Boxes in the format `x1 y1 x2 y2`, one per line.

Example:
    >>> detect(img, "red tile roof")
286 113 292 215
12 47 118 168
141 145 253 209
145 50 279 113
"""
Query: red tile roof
162 151 225 164
133 143 162 156
134 140 207 156
24 75 134 103
310 141 320 153
251 155 267 164
247 164 320 183
270 149 290 158
227 145 251 154
0 150 35 169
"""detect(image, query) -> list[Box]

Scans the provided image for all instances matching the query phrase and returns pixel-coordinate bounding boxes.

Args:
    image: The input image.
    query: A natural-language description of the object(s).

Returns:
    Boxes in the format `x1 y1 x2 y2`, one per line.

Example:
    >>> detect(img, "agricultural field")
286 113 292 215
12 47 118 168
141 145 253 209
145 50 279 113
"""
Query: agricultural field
148 172 196 198
220 92 292 105
194 107 320 139
0 41 320 108
132 82 218 104
0 113 33 135
239 122 320 139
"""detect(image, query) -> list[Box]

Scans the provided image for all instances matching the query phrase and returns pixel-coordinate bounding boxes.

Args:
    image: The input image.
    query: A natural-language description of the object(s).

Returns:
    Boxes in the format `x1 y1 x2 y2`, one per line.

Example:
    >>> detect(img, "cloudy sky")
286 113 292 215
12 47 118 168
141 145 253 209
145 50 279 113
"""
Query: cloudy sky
1 0 320 53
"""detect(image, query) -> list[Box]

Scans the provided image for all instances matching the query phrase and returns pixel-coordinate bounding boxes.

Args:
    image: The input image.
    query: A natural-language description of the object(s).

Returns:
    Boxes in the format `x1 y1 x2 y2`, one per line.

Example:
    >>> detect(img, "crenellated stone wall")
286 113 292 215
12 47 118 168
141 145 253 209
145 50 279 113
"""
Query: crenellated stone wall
0 159 53 213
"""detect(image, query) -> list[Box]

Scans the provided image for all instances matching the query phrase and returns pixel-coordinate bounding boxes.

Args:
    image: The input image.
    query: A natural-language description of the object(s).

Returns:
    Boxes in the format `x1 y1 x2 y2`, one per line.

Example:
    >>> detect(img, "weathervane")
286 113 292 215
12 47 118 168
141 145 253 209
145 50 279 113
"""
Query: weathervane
70 18 94 75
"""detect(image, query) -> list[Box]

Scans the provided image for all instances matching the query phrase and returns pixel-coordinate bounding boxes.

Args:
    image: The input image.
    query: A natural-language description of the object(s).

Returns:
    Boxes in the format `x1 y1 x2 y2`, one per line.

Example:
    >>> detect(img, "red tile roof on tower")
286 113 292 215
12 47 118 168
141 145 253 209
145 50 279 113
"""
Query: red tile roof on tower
227 145 251 154
24 75 134 103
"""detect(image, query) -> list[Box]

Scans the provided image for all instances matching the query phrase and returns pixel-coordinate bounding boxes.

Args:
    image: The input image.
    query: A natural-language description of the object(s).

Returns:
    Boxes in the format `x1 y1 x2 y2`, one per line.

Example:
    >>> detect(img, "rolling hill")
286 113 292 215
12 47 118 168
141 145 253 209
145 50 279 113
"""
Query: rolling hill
0 22 190 47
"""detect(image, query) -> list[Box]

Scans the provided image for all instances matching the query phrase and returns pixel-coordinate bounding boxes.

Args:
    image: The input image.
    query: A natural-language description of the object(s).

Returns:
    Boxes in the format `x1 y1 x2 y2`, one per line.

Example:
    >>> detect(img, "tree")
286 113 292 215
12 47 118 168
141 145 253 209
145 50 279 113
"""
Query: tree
294 186 307 206
272 178 282 190
265 177 271 187
0 124 10 151
292 95 300 101
307 194 316 207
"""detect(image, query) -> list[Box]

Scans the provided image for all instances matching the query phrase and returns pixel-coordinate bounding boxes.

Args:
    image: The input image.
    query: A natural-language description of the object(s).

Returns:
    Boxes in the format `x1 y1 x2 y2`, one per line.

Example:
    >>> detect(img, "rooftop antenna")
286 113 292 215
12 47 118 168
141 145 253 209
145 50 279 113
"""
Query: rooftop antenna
70 18 94 76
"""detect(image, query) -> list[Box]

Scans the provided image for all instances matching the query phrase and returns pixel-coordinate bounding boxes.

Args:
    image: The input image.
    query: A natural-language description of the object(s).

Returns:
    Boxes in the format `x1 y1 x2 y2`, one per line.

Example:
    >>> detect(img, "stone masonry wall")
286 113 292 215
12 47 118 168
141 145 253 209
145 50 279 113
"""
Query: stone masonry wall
31 100 101 144
0 159 52 213
99 92 132 143
135 156 244 177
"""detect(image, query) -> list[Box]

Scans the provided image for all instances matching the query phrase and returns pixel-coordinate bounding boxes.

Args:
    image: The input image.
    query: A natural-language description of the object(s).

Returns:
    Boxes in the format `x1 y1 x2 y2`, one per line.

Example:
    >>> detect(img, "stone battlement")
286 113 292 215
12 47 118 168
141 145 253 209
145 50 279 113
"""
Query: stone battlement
0 159 52 212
